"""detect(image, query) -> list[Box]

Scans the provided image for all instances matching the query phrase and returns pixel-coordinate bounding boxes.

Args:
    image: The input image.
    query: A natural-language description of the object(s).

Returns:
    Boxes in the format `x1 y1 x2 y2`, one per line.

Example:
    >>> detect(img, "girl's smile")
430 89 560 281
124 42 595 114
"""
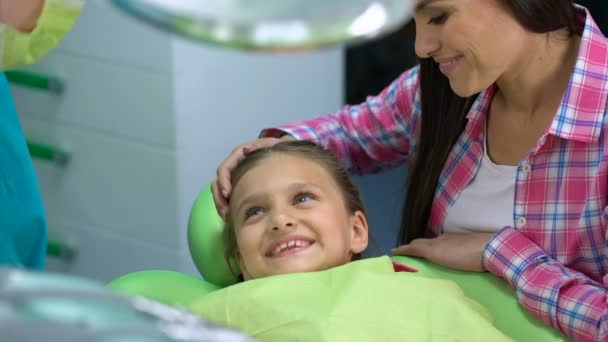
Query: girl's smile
266 235 316 257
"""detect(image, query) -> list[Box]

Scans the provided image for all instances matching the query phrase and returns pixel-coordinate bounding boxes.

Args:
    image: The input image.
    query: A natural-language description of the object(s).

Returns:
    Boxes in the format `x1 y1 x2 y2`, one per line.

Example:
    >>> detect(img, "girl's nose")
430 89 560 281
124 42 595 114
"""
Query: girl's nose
269 211 296 232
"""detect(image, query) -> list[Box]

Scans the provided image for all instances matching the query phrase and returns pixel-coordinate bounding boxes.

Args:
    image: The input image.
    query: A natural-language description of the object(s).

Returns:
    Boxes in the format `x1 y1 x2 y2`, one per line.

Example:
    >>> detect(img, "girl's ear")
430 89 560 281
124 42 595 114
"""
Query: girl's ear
349 210 369 254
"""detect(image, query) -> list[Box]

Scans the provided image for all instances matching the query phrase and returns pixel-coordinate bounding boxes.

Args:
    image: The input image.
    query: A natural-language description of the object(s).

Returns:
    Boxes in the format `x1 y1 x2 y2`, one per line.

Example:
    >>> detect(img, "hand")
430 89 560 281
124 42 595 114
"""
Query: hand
391 233 494 272
213 135 295 220
0 0 45 32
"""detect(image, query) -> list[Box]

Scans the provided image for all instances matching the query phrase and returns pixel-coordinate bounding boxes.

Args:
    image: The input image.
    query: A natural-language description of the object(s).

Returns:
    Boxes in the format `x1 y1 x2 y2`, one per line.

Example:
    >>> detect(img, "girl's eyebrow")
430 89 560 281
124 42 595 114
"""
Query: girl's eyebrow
234 192 266 214
286 182 322 192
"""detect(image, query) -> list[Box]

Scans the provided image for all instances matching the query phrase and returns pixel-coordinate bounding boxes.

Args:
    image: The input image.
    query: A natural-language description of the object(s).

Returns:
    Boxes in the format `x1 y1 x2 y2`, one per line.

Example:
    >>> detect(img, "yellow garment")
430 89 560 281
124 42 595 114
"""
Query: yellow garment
189 257 512 342
0 0 82 69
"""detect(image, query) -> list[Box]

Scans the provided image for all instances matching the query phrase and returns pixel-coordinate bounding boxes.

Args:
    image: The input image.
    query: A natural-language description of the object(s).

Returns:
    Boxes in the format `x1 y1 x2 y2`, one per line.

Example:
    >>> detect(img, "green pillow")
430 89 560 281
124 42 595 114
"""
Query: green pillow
107 270 220 307
392 256 566 341
188 185 240 287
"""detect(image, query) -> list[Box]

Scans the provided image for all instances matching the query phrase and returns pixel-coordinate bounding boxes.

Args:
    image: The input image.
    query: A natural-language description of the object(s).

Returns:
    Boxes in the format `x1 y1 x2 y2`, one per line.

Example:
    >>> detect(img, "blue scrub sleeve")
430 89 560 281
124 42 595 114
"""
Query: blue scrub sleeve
0 73 47 270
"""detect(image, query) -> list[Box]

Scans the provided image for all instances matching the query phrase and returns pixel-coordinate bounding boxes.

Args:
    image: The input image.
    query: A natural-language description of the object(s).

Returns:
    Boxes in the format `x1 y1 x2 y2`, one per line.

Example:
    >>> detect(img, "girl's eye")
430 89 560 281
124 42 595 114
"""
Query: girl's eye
428 13 448 25
244 207 265 220
293 192 315 205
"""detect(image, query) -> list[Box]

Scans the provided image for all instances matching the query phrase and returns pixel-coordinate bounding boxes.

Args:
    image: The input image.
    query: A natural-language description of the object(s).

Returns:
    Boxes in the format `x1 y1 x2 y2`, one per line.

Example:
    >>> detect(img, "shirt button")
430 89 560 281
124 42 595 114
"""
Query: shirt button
517 217 527 228
538 136 547 146
521 162 532 173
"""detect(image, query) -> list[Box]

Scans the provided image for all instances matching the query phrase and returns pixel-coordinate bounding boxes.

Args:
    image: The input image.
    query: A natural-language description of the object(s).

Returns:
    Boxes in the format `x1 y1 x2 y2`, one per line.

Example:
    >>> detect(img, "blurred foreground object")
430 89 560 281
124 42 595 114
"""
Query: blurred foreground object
110 0 415 51
0 268 254 342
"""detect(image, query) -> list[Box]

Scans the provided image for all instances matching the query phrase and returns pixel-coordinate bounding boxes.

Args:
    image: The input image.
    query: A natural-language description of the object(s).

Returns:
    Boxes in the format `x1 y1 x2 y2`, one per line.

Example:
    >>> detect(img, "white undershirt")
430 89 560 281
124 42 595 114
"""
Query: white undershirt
443 135 518 234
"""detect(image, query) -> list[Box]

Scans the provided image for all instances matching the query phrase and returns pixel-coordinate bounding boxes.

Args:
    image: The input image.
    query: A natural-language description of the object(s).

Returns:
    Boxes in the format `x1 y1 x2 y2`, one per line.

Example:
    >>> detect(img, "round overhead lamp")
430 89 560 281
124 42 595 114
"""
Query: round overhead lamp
110 0 415 51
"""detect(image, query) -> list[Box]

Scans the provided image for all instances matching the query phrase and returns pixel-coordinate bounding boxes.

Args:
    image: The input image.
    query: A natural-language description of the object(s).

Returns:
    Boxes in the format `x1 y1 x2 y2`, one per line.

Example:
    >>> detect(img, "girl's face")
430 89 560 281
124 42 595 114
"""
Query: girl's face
413 0 530 96
229 154 368 280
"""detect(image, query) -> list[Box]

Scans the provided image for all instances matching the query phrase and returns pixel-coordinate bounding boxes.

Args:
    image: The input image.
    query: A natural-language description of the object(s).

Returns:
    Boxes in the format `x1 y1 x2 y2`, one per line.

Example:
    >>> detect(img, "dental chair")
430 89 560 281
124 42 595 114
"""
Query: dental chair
107 185 566 341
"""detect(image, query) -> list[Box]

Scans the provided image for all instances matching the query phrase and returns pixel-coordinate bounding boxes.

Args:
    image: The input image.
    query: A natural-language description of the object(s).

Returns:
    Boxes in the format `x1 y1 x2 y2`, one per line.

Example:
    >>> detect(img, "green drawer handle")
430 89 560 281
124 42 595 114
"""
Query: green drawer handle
26 140 70 166
5 70 64 94
46 240 77 261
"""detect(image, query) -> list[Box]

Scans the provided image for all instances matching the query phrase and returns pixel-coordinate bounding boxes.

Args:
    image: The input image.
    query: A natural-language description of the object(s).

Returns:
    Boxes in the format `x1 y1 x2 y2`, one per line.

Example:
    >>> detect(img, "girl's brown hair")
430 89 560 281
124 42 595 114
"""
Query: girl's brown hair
225 140 367 277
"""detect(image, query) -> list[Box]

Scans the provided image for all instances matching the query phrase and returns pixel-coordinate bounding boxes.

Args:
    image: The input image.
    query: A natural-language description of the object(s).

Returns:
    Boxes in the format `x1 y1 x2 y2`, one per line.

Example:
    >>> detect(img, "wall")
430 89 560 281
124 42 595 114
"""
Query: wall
171 39 344 274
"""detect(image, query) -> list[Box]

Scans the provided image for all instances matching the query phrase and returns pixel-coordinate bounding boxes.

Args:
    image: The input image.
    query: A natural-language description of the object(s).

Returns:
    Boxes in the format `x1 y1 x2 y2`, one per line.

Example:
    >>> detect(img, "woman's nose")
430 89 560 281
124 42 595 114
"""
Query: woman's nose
414 26 440 58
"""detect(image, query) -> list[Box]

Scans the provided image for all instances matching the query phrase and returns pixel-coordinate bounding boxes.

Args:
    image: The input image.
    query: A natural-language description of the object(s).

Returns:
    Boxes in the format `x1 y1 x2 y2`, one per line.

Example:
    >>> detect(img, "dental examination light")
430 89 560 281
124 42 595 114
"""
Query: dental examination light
110 0 415 51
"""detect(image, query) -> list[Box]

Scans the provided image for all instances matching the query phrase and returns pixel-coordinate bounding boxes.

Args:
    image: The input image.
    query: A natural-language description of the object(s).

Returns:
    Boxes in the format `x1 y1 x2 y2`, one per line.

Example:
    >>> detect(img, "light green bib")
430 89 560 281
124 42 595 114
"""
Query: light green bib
189 256 513 342
0 0 82 69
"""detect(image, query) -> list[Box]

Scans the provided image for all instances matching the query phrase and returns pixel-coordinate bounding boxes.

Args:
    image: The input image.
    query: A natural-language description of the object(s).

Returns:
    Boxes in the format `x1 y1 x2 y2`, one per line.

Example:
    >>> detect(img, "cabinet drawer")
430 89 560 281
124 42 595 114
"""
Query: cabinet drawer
10 52 176 148
56 0 172 72
21 117 179 249
46 218 183 282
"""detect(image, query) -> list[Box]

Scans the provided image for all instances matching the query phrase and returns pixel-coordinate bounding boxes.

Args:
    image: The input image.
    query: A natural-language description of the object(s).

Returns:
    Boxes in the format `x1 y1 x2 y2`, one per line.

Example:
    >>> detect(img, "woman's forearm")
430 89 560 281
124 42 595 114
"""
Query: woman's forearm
0 0 45 32
483 227 608 340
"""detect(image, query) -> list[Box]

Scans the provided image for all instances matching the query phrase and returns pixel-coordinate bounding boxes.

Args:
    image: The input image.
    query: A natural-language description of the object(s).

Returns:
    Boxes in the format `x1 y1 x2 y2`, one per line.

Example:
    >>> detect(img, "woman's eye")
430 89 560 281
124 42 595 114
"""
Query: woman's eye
293 192 315 205
244 207 264 219
428 13 448 25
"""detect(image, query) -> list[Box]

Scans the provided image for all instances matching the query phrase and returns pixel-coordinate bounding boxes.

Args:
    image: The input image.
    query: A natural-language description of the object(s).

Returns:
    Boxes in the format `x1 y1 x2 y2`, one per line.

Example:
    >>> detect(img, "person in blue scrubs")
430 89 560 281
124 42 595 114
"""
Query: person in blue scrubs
0 74 46 269
0 0 82 269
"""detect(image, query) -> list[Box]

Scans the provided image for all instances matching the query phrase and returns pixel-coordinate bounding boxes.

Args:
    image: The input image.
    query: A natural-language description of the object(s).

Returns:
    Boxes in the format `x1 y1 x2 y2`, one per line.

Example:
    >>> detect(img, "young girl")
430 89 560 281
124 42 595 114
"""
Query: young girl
224 140 369 280
190 140 512 341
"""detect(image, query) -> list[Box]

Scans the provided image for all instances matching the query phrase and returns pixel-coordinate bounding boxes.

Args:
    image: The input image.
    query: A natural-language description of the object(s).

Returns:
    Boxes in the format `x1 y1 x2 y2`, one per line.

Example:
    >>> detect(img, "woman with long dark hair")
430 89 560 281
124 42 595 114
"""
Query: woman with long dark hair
214 1 607 340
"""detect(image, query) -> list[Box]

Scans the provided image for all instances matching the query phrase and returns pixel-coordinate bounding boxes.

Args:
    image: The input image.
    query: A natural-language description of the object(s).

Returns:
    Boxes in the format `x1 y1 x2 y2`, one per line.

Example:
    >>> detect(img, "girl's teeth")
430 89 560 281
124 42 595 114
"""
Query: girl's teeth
271 240 311 256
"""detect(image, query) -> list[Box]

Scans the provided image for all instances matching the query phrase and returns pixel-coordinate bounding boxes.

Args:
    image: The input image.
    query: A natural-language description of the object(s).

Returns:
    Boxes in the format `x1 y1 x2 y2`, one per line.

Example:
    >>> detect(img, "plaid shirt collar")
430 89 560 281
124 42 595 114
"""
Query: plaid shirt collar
465 6 608 144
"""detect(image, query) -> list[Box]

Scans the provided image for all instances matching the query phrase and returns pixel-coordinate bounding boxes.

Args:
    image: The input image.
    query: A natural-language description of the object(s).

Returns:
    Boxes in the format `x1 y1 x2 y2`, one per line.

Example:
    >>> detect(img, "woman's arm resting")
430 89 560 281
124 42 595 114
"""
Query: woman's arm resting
484 227 608 341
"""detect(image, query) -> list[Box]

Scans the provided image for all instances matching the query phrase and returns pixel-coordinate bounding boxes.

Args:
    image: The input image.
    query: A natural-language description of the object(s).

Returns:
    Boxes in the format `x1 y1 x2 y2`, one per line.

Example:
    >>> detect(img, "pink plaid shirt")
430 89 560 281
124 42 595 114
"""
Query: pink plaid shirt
263 8 608 342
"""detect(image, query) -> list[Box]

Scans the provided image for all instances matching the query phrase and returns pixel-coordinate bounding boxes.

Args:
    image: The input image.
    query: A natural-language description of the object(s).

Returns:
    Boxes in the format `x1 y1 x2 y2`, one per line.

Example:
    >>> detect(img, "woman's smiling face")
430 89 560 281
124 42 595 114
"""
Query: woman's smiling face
413 0 530 96
229 153 368 280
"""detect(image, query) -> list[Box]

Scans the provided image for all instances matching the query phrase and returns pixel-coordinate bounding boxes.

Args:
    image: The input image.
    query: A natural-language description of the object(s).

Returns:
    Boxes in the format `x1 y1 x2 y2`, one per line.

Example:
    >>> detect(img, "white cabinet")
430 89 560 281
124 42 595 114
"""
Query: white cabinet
56 1 173 72
9 3 343 282
12 53 176 147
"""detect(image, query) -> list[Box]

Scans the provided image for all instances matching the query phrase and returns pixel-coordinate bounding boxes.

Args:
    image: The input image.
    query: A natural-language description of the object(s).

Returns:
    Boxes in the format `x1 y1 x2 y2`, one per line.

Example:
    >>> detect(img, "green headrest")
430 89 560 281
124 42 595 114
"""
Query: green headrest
188 185 240 287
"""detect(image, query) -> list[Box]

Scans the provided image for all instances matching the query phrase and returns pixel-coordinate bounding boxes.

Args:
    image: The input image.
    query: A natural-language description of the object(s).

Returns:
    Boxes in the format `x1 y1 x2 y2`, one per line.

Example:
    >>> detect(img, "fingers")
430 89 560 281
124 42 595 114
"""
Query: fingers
212 179 229 220
216 145 247 200
217 140 273 197
214 136 293 219
391 245 420 257
242 136 289 155
279 134 297 142
391 239 431 258
216 143 254 198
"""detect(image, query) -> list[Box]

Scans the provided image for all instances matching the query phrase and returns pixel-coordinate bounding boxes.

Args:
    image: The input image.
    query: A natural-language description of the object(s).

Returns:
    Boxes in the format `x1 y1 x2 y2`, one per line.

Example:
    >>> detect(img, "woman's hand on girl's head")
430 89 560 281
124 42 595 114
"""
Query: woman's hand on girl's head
213 135 295 220
391 233 494 272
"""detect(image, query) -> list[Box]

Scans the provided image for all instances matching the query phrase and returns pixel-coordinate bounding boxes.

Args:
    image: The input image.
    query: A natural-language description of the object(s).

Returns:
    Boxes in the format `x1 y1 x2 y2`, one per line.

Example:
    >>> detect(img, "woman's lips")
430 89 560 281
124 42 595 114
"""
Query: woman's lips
436 56 462 76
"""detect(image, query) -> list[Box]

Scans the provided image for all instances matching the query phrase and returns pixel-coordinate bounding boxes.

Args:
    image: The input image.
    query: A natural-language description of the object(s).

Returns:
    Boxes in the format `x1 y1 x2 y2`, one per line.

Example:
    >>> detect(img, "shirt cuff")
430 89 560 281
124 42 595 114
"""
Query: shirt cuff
1 0 82 69
482 226 547 287
259 123 317 141
259 128 291 139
